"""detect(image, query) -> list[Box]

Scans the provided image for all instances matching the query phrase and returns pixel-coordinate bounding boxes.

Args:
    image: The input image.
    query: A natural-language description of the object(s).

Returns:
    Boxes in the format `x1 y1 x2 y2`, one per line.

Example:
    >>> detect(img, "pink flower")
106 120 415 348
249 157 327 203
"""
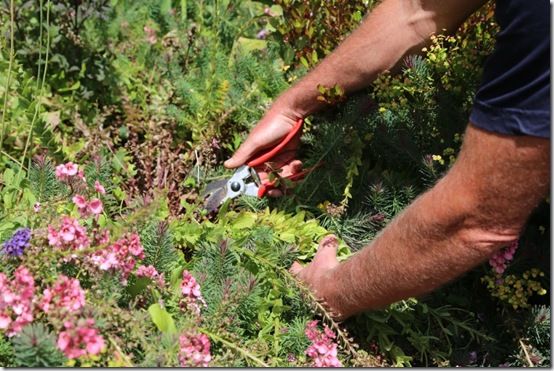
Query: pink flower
57 318 104 359
33 202 41 213
72 195 88 209
144 26 157 44
55 162 84 182
0 266 35 337
180 271 206 314
55 164 67 180
40 275 85 315
65 162 78 176
488 240 518 276
136 265 165 287
88 199 103 215
304 321 342 367
48 217 90 251
88 233 144 284
179 332 211 367
94 181 106 195
60 223 76 242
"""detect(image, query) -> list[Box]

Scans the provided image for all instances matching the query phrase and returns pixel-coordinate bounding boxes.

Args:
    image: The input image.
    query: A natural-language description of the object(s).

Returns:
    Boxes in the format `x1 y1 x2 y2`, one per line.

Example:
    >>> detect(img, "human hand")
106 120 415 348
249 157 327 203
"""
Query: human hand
224 105 304 197
289 235 352 321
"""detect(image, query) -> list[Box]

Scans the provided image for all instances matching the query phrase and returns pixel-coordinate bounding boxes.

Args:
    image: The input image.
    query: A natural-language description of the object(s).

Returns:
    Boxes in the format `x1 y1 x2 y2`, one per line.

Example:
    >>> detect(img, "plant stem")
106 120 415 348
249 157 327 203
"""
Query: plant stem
518 339 534 367
200 329 270 367
19 0 51 177
0 0 15 151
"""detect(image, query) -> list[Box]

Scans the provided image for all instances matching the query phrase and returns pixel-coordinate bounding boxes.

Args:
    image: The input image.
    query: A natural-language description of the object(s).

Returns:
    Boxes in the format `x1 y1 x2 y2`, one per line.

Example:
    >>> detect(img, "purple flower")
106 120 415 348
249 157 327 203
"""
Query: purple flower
256 29 269 40
2 228 31 257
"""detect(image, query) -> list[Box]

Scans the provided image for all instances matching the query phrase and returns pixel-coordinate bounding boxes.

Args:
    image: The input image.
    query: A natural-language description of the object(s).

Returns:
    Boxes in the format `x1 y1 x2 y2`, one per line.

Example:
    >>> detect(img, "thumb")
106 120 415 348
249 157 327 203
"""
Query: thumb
313 235 340 267
224 140 257 169
289 261 304 276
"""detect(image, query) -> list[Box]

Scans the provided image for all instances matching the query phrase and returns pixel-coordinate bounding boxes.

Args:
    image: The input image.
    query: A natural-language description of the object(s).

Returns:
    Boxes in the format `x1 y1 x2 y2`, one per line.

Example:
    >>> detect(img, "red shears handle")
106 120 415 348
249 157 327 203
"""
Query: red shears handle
244 119 314 198
246 118 304 168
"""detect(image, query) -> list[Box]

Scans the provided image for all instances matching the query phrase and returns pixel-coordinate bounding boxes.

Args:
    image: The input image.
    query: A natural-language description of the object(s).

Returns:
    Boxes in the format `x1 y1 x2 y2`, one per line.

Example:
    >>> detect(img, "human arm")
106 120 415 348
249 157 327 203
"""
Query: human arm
224 0 487 169
290 124 550 319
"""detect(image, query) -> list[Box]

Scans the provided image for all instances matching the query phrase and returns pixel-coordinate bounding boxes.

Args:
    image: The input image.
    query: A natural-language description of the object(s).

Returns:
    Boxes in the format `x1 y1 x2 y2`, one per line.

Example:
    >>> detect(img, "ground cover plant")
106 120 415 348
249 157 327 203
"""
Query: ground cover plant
0 0 550 367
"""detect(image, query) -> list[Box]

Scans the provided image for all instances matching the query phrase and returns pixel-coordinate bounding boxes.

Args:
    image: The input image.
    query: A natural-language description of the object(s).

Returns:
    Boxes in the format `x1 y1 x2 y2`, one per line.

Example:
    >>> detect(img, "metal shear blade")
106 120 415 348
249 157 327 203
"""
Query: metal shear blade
202 166 260 211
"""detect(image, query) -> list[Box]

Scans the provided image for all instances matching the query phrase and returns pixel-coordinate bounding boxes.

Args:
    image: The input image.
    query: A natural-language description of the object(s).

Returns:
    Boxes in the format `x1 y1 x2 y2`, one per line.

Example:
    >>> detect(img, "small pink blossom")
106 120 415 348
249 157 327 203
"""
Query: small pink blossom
180 271 206 314
48 217 90 251
489 240 518 275
88 198 103 215
88 233 144 284
179 332 211 367
40 275 85 315
65 163 78 176
144 26 157 44
57 318 104 359
55 162 84 183
94 181 106 195
136 265 165 287
33 202 41 213
72 195 87 209
305 320 342 367
0 266 35 337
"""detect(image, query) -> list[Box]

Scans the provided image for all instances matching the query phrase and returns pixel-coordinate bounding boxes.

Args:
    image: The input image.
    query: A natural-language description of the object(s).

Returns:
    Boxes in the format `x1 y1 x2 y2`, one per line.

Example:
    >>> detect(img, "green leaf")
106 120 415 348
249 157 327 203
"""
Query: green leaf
148 303 177 334
232 212 257 229
127 277 152 297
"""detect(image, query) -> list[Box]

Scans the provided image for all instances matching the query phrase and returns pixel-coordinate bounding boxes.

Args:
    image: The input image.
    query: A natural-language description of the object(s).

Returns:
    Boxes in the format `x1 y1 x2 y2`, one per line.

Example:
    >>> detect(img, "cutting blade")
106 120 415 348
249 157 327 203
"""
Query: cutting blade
204 186 228 212
201 178 229 198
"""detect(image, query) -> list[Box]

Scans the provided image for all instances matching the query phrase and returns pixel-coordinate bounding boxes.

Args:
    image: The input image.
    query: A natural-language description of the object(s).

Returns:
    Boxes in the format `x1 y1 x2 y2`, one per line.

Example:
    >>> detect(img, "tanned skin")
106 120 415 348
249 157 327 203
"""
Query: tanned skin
290 125 550 319
225 0 551 318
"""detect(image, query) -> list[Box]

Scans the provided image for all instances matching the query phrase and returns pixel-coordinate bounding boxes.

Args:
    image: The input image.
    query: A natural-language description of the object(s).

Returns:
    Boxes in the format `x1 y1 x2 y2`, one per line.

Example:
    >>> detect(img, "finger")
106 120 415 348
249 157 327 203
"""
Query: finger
313 235 340 266
289 159 303 174
267 189 283 198
289 261 304 276
224 140 257 169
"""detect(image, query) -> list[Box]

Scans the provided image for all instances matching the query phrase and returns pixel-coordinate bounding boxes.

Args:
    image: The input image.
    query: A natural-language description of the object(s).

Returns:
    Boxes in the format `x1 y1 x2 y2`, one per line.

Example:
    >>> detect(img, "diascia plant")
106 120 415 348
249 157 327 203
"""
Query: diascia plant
0 159 363 367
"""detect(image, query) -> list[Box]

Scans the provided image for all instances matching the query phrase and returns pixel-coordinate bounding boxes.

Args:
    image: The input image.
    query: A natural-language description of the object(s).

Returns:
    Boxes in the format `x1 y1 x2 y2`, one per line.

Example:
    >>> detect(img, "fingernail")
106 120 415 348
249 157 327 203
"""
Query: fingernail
320 235 338 247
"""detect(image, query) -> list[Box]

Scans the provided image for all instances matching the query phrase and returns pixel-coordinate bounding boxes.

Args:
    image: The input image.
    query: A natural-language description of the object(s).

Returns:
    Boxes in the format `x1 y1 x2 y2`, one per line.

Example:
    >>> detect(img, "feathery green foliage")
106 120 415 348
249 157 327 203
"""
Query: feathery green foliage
12 324 66 367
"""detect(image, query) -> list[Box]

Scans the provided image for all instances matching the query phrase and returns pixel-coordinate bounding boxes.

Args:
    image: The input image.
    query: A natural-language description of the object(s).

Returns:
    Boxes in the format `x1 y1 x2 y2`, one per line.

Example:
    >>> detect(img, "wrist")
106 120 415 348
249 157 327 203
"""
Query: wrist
276 82 326 118
319 265 359 320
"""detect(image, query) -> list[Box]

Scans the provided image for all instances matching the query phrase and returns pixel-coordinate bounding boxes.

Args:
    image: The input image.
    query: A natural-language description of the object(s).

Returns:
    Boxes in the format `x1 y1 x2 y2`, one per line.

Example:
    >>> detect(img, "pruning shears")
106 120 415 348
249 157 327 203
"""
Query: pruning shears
202 118 312 211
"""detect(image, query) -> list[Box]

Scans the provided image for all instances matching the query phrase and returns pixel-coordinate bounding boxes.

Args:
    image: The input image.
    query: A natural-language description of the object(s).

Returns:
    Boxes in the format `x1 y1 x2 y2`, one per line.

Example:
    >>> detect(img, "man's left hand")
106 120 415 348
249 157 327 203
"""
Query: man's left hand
289 235 351 321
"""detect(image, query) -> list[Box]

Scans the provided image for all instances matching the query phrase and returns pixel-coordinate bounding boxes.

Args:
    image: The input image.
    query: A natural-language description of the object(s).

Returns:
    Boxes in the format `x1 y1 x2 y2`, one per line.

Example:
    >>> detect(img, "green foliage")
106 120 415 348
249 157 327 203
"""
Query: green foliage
0 336 15 367
12 324 66 367
139 221 180 276
28 156 66 202
0 0 549 368
269 0 373 68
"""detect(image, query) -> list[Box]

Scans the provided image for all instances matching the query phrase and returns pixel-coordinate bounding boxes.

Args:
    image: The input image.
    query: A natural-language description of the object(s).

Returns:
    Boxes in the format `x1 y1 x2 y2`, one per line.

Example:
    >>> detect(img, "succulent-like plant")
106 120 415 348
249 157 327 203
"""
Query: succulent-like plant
12 324 66 367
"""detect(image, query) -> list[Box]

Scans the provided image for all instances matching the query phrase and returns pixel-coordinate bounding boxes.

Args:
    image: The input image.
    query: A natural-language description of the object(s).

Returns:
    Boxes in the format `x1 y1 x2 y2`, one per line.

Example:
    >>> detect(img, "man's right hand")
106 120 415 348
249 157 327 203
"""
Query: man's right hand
224 104 304 197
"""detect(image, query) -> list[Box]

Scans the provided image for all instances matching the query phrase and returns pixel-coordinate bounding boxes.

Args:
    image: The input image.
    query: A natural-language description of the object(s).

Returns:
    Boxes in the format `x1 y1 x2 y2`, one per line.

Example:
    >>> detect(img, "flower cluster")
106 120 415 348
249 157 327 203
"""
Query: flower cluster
304 320 342 367
489 240 518 275
57 318 105 359
0 266 35 336
180 271 206 314
482 268 547 309
72 195 103 217
40 275 86 315
89 233 144 284
48 217 90 252
136 265 165 287
55 162 84 182
178 332 211 367
2 228 31 257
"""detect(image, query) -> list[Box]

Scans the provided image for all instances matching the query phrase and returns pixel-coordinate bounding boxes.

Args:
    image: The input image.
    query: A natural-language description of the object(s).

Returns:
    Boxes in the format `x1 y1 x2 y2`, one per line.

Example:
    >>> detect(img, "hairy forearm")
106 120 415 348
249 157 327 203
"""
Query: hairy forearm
323 125 550 317
277 0 487 117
